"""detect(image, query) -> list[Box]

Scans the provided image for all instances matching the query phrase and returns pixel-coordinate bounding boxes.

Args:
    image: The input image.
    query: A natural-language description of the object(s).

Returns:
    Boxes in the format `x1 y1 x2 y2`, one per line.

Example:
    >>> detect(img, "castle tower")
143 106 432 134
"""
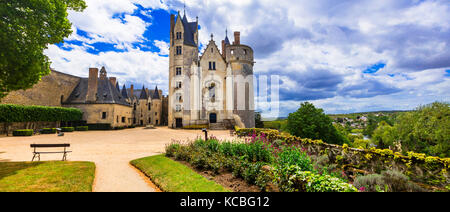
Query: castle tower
168 11 199 128
224 31 255 127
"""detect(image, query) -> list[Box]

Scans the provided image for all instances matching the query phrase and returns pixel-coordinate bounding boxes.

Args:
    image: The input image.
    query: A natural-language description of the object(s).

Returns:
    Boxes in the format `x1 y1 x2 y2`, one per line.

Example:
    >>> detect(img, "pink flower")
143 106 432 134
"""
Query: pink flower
359 187 365 192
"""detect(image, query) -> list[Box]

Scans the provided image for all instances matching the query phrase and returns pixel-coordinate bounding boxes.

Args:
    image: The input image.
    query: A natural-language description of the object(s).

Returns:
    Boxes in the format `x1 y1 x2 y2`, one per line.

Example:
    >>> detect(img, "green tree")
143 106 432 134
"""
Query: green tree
254 111 264 128
286 102 348 145
0 0 86 99
396 102 449 157
372 121 397 149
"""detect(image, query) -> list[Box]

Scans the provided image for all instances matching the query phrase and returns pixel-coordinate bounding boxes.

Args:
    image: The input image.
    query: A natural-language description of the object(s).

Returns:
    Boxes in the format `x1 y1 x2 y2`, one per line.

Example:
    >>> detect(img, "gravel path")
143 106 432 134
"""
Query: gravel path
0 127 234 192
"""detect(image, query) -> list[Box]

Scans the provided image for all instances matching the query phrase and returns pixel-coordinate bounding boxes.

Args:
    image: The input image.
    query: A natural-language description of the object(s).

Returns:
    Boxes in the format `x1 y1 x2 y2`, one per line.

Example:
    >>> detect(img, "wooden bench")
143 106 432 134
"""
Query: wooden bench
30 144 71 161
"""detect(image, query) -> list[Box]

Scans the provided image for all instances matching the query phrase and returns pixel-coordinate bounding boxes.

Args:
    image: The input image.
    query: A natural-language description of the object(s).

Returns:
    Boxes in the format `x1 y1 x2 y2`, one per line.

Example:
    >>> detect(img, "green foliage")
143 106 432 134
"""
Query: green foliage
41 128 56 134
372 102 450 157
182 124 208 129
353 170 426 192
86 123 111 130
272 165 357 192
255 111 264 128
60 127 74 132
286 102 347 145
0 0 87 98
12 129 33 136
0 104 83 123
75 126 88 131
276 146 313 171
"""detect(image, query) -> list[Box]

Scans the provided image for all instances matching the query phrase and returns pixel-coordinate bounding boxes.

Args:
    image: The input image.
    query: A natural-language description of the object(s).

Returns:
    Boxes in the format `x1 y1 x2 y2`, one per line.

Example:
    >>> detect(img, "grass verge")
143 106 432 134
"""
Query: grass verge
0 161 95 192
131 154 229 192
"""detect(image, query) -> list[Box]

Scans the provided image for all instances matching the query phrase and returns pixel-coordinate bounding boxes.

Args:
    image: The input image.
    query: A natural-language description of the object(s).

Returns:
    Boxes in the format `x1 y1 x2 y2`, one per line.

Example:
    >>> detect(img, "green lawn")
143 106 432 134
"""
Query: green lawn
131 155 229 192
0 161 95 192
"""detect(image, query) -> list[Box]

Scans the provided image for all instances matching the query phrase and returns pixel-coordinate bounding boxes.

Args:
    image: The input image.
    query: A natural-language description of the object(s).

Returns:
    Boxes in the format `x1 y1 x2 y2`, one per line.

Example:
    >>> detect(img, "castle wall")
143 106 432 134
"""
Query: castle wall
64 103 132 128
1 70 81 106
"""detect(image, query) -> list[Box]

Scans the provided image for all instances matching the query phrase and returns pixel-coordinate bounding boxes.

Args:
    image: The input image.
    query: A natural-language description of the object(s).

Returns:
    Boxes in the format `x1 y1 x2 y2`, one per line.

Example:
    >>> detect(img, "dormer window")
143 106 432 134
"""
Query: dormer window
176 32 182 40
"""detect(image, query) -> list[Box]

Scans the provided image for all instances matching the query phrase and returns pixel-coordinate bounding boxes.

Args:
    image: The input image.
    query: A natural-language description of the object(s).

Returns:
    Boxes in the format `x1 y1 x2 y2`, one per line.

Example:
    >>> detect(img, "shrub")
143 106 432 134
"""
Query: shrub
12 129 33 136
276 146 313 171
41 128 56 134
86 123 111 130
353 170 426 192
61 127 74 132
183 124 208 129
75 126 88 131
272 165 356 192
0 104 82 123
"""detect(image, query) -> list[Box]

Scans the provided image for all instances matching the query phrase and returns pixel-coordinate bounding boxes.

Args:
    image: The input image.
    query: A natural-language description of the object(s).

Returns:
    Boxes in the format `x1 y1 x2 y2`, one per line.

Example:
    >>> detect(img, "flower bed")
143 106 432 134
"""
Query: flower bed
165 134 357 192
234 127 450 187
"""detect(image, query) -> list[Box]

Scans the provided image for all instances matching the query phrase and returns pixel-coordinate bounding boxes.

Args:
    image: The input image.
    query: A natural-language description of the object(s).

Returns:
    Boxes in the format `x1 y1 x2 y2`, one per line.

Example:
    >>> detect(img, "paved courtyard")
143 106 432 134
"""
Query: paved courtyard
0 127 235 192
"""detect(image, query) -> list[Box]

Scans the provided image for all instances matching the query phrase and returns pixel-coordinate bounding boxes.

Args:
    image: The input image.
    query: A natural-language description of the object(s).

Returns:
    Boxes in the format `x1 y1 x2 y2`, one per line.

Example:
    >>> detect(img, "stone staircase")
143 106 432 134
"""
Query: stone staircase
209 122 225 130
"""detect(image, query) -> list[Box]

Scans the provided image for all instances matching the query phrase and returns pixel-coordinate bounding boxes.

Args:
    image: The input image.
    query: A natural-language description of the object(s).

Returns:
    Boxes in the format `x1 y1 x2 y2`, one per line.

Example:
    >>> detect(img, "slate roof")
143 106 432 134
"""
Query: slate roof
64 78 129 106
181 13 197 47
139 85 148 99
121 84 128 99
152 86 160 99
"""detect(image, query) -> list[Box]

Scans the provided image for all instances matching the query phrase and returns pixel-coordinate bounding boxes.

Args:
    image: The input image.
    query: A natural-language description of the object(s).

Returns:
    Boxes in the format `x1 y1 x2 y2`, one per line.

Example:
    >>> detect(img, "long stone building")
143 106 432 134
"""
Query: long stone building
168 11 255 129
1 66 167 128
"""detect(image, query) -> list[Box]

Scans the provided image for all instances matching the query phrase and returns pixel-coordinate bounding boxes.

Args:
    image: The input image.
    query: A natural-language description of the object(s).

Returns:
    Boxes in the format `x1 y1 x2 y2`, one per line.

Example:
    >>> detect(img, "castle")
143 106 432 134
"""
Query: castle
168 11 255 129
1 10 254 130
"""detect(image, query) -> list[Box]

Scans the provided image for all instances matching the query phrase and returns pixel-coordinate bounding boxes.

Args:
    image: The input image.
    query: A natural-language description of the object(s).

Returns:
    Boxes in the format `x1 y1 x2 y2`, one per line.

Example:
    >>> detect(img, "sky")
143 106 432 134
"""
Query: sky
44 0 450 117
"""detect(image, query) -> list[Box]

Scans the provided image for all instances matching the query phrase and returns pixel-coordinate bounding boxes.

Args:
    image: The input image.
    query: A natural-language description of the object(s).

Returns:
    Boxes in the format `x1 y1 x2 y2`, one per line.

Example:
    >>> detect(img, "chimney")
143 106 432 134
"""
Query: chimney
234 31 240 45
222 40 226 58
109 77 116 86
130 84 134 97
87 68 98 102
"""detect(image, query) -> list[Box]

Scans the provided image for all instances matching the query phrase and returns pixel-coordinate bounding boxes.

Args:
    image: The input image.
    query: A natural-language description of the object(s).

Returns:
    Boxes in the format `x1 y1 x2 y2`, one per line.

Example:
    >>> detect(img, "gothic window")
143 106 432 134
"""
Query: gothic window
176 67 182 75
176 32 182 40
176 46 182 55
211 48 213 53
209 83 216 103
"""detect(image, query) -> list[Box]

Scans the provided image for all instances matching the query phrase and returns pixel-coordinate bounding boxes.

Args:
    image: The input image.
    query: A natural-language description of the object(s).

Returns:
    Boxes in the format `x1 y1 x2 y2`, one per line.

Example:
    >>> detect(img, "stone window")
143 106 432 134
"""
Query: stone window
102 112 107 119
116 116 119 123
122 117 126 123
176 104 181 112
208 62 216 70
231 49 234 55
176 46 182 55
243 49 247 55
176 32 182 40
176 67 182 75
176 81 182 89
148 103 151 111
176 93 182 102
209 83 216 102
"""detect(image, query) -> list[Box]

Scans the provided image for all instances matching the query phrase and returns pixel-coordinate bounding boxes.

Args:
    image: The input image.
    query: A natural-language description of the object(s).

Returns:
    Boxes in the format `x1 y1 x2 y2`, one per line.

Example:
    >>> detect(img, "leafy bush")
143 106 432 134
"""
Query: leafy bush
12 129 33 136
0 104 82 123
276 146 313 171
41 128 56 134
272 165 356 192
61 127 74 132
353 170 426 192
75 126 88 131
86 123 111 130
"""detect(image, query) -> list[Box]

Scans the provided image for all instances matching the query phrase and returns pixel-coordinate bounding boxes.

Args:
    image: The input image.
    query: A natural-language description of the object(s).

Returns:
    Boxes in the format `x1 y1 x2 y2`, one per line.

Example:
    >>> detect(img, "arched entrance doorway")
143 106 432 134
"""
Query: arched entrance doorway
209 113 217 123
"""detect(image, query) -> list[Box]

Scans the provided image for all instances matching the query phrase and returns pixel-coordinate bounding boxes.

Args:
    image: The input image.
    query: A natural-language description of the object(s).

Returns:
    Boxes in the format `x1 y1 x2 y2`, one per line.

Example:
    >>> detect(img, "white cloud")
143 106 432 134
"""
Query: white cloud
153 40 170 55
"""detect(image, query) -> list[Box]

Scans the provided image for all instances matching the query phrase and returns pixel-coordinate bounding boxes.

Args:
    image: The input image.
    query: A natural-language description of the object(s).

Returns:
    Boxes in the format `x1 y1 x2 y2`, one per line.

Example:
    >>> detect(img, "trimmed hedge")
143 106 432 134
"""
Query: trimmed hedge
0 104 83 123
61 127 74 132
75 126 88 131
182 124 208 129
12 129 33 136
86 123 111 130
41 128 57 134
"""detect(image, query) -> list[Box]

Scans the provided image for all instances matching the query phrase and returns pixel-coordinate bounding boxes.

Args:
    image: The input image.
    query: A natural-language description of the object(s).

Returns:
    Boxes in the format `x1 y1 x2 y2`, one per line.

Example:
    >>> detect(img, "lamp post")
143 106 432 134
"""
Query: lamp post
202 128 208 141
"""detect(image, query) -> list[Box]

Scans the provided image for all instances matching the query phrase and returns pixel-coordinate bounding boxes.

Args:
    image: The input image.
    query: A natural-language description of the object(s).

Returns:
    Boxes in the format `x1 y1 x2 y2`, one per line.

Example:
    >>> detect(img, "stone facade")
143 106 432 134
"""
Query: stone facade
1 67 167 128
168 11 255 129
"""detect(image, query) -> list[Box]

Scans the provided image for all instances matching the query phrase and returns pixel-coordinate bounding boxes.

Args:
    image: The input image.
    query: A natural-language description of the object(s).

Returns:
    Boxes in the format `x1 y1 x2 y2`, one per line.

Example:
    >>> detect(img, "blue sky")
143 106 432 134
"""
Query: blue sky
44 0 450 117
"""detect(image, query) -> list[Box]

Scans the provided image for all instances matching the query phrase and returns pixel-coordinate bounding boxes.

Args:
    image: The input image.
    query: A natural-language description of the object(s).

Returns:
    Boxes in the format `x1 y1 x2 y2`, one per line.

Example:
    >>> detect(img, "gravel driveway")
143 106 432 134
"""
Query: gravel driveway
0 127 235 192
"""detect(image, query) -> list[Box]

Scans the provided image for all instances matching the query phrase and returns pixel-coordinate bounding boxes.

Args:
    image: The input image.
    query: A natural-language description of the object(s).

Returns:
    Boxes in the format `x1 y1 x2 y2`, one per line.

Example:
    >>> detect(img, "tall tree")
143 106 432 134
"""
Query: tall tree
286 102 348 145
0 0 86 99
